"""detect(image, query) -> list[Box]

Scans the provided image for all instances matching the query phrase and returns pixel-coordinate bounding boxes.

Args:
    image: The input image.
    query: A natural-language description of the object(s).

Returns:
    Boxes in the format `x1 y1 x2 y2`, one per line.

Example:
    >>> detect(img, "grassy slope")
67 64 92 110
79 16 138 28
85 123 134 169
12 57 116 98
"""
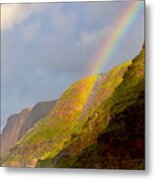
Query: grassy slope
52 49 144 169
18 100 57 140
2 60 131 167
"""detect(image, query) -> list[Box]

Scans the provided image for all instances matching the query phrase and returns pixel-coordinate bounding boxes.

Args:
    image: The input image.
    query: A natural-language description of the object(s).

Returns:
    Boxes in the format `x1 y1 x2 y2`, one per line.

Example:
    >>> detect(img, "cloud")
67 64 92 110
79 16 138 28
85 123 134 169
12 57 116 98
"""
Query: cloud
20 22 40 42
1 4 42 31
1 2 144 130
76 27 112 49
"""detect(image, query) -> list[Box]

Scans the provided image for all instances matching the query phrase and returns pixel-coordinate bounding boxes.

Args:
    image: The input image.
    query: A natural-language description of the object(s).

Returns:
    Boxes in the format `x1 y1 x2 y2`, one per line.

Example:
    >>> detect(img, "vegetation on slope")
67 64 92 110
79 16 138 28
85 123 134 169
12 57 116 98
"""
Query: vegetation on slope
18 100 57 140
1 109 31 155
2 59 131 167
49 49 144 169
1 100 56 157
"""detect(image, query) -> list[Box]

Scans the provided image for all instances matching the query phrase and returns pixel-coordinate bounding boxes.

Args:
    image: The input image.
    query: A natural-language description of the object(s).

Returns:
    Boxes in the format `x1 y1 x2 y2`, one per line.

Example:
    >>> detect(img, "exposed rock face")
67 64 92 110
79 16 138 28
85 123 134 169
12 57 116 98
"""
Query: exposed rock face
1 100 56 156
142 42 145 49
1 109 31 155
18 100 56 139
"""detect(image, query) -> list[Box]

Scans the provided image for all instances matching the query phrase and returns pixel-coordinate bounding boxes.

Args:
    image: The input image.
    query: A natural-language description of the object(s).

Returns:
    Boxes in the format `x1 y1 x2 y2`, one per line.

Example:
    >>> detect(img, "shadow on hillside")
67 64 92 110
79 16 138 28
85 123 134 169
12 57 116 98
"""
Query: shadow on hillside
2 3 151 177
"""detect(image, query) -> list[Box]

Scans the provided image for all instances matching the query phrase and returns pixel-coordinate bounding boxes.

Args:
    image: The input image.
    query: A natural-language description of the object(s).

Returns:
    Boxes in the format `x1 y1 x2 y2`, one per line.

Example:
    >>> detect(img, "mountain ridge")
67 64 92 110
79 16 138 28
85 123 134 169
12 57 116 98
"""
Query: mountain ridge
47 49 144 169
1 108 31 155
1 100 56 156
1 48 144 169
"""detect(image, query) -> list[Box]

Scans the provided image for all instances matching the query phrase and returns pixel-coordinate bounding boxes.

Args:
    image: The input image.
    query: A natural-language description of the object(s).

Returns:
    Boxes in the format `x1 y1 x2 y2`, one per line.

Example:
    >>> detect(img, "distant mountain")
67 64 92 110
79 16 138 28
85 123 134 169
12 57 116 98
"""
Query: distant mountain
2 56 132 167
18 100 57 140
1 100 56 156
1 109 31 155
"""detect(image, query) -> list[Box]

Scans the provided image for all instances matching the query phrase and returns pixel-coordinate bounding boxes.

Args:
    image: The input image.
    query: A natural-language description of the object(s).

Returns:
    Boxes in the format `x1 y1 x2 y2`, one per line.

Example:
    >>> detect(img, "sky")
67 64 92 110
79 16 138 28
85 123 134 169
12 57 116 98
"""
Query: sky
1 1 144 130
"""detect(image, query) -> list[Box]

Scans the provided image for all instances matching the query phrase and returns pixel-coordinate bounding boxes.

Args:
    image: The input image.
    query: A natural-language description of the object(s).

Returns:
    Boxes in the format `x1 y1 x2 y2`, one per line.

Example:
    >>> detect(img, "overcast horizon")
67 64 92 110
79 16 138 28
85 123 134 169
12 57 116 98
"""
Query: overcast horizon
1 1 144 130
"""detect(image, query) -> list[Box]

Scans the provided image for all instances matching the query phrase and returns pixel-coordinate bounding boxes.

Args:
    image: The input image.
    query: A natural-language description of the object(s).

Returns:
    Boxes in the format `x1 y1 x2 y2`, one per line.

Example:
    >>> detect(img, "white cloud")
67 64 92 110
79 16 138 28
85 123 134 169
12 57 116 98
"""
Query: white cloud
76 27 112 48
1 4 42 31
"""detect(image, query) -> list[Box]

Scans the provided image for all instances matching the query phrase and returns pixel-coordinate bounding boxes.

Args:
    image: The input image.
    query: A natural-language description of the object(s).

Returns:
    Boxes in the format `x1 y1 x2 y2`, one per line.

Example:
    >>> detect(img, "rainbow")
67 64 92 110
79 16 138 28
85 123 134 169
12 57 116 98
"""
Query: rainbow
87 1 144 76
80 1 144 114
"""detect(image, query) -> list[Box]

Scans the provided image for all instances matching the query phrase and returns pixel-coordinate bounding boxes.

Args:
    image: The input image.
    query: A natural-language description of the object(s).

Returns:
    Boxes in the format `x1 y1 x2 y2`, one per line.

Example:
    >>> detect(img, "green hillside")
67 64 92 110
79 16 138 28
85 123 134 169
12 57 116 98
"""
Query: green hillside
2 49 144 169
47 49 145 169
